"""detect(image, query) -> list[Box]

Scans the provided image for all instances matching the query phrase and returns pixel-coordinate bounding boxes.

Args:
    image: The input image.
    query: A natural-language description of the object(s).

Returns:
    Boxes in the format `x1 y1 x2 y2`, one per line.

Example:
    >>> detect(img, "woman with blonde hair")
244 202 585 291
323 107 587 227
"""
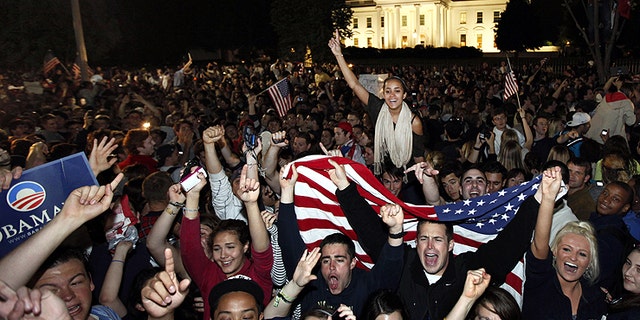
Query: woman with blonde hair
523 165 606 319
498 140 525 172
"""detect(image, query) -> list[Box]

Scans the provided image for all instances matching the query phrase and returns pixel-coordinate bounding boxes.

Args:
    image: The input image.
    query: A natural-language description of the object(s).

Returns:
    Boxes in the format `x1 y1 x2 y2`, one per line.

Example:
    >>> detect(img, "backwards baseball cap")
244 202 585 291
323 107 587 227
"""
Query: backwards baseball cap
566 112 591 127
336 122 352 135
208 278 264 315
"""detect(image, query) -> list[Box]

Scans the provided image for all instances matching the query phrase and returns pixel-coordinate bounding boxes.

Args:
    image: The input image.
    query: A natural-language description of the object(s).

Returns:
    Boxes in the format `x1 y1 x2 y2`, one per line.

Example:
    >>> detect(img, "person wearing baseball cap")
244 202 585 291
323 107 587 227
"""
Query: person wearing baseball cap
557 112 591 158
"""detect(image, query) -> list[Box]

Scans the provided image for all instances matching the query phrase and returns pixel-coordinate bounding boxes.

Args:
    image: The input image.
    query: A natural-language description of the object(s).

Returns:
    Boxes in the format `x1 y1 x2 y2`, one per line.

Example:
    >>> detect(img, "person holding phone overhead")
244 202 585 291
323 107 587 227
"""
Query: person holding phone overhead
328 30 425 177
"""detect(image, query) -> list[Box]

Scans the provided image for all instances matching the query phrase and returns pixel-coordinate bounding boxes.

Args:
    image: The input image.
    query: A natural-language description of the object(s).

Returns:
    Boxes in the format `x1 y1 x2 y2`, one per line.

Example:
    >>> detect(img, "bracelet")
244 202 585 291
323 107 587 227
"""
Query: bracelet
164 206 178 216
473 146 482 151
389 231 407 239
111 259 125 264
335 54 343 57
277 291 294 303
169 201 185 208
183 207 199 214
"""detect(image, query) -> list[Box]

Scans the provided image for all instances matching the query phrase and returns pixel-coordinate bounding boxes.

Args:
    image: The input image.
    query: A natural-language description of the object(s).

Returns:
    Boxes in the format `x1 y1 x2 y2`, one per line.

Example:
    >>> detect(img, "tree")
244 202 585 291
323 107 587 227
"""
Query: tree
271 0 352 62
495 0 546 53
562 0 636 80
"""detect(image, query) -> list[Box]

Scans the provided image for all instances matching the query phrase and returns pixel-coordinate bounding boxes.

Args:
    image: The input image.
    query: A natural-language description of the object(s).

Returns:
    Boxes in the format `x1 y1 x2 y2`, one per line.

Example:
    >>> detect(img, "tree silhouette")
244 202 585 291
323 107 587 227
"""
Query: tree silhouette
271 0 352 62
495 0 545 52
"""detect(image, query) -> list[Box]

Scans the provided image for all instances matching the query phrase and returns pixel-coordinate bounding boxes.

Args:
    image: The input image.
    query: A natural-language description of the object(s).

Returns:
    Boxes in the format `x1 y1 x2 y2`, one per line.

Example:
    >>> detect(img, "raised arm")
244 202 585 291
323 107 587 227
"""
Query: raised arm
531 166 563 259
277 166 307 278
203 126 225 175
406 162 445 206
0 174 123 289
445 269 491 320
141 249 191 320
329 159 387 260
264 247 321 318
328 29 370 105
235 165 269 253
98 240 133 317
263 131 288 194
146 184 189 279
518 108 534 151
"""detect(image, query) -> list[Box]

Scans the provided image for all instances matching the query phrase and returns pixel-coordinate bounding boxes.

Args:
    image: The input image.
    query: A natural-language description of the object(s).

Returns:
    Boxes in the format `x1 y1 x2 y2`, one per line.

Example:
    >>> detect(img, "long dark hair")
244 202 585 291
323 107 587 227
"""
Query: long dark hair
472 286 521 320
609 246 640 314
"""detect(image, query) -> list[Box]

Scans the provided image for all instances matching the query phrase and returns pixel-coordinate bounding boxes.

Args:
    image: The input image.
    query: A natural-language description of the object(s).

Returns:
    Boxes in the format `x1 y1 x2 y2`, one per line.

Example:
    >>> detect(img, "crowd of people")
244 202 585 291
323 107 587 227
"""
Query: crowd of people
1 31 640 320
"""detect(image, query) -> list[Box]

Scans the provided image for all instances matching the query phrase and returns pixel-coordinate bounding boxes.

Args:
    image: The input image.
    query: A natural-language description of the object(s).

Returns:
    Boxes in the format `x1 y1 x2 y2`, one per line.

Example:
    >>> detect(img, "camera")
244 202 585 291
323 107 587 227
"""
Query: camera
243 125 258 149
601 129 609 136
180 166 207 192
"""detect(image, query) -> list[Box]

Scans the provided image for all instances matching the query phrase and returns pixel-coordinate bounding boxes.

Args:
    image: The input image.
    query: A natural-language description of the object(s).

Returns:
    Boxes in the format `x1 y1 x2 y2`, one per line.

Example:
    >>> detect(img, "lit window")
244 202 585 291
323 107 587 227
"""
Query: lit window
353 18 359 28
354 38 359 46
477 34 483 49
366 17 372 28
493 11 501 23
477 12 483 24
367 37 372 47
402 36 408 48
460 34 467 46
460 12 467 24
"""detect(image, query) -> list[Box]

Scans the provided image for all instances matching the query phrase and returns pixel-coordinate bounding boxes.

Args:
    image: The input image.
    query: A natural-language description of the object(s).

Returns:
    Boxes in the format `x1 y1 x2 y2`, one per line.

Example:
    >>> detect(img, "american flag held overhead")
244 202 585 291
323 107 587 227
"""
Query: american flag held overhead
285 155 555 303
267 78 293 117
503 65 518 100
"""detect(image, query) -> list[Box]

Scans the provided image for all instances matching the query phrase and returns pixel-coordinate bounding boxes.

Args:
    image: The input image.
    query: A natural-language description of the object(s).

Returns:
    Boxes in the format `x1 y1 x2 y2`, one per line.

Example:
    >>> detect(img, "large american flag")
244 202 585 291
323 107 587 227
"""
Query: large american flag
267 78 293 117
503 66 518 100
43 51 61 76
285 155 544 303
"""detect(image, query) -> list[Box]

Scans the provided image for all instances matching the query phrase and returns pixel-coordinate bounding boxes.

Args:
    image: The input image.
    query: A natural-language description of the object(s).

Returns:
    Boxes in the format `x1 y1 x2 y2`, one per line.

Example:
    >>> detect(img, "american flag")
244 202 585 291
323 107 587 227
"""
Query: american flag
72 55 93 80
503 65 518 100
267 78 293 117
43 51 61 76
285 155 544 303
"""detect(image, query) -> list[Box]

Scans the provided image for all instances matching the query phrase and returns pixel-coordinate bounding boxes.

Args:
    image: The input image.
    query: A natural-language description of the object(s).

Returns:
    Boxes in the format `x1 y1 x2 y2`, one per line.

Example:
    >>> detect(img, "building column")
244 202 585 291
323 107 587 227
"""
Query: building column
375 6 381 48
414 4 420 47
384 8 391 48
395 4 401 48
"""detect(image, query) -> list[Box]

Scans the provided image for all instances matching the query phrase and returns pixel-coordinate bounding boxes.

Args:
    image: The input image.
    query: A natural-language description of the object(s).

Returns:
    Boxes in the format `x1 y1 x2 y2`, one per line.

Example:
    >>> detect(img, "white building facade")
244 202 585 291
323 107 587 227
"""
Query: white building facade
345 0 507 53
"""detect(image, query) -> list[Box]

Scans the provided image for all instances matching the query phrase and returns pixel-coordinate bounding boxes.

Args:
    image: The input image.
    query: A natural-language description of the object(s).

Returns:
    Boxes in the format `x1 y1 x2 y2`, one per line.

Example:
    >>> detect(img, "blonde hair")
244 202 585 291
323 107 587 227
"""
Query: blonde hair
547 118 565 138
551 221 600 285
547 145 571 164
498 140 525 171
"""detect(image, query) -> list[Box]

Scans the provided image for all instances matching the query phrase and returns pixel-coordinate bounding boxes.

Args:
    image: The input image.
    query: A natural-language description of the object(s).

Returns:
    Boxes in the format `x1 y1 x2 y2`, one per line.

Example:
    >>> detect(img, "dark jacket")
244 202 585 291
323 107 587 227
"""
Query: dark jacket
277 201 403 317
343 186 542 320
522 247 607 319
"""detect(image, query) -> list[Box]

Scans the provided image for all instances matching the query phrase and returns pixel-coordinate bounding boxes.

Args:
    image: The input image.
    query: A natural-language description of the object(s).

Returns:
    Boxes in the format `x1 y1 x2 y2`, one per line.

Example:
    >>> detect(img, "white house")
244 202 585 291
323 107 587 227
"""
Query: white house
345 0 508 53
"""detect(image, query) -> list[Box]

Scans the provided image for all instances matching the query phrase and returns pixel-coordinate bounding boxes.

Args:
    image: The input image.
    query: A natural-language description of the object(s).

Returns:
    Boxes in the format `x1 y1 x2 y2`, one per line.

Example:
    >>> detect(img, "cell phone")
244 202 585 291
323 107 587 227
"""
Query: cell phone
297 97 304 102
601 129 609 136
180 166 207 192
596 181 604 187
479 133 485 140
243 126 258 149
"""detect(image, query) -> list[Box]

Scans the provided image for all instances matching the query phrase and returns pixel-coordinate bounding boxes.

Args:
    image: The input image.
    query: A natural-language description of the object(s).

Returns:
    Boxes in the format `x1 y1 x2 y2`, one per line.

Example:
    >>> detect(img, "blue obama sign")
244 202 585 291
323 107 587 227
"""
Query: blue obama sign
0 152 98 257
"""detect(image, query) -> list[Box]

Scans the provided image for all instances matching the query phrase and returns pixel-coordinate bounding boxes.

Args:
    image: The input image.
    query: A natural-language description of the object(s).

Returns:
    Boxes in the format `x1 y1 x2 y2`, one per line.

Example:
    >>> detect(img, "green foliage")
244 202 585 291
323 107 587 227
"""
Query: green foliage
271 0 352 61
495 0 546 52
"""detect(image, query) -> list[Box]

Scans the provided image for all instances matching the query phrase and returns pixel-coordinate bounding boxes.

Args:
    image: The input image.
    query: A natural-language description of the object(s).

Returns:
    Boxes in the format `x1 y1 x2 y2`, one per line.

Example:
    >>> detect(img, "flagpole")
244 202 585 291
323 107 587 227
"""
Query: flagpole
505 53 522 110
